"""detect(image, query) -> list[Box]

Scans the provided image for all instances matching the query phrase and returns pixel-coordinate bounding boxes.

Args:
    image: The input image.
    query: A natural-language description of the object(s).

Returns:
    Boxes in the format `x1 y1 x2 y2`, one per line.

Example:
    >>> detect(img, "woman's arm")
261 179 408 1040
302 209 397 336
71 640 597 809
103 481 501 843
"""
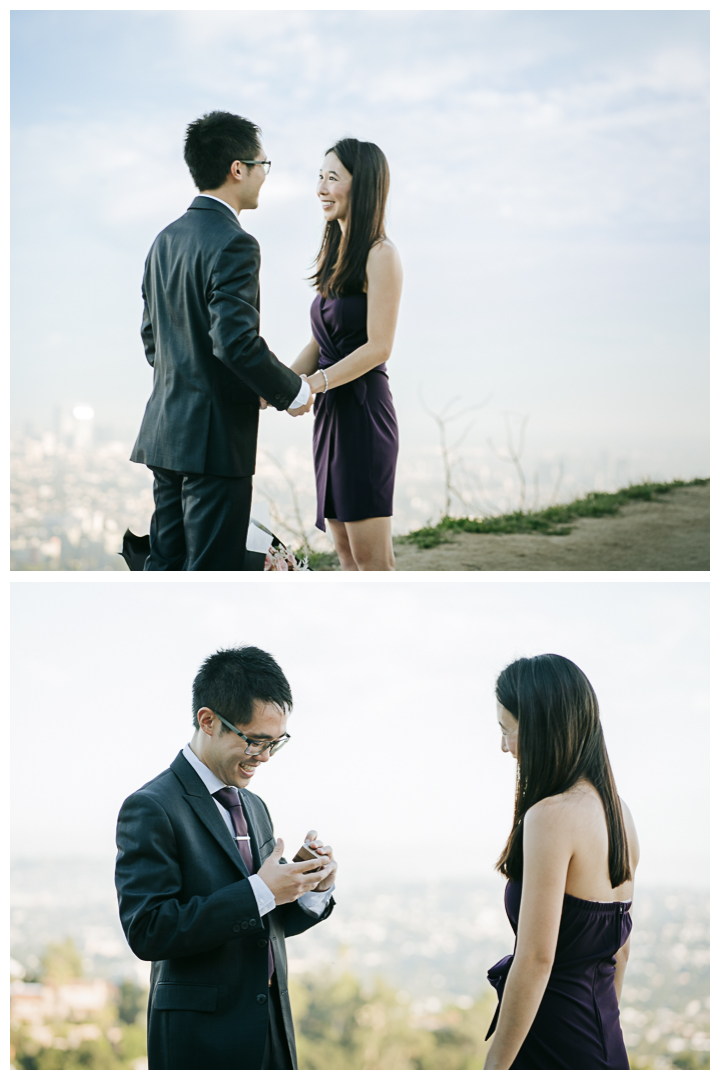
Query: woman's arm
291 338 321 377
484 800 573 1070
306 241 403 395
614 799 639 1004
614 937 631 1001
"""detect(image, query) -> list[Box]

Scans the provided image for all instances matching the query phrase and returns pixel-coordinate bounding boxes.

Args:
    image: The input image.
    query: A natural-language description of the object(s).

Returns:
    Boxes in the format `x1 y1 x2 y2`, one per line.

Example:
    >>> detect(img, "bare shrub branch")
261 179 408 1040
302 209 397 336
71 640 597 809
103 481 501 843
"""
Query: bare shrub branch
256 451 314 550
488 412 530 511
419 388 492 517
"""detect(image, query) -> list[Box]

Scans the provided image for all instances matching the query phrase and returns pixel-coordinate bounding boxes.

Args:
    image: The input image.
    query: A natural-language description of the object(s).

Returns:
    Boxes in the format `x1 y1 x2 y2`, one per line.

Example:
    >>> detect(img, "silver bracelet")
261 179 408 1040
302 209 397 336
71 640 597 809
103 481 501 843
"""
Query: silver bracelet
321 369 329 393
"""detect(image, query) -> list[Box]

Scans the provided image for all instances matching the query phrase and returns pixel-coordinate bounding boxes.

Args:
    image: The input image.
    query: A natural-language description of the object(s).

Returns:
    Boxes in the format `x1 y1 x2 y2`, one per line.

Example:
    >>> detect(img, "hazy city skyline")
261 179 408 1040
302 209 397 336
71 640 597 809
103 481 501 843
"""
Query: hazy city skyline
11 854 709 1070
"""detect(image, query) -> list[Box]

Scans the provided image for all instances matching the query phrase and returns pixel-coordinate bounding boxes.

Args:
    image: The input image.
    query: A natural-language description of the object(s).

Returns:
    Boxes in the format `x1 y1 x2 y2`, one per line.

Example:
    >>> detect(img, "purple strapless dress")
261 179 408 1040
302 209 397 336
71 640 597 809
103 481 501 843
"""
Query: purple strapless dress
487 879 632 1069
310 292 399 532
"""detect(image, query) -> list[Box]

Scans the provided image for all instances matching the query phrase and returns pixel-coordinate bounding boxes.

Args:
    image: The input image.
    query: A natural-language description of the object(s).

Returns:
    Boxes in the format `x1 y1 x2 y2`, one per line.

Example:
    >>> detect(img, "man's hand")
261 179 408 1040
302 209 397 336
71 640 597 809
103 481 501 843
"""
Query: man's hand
287 396 314 417
259 397 268 410
303 830 337 892
258 839 331 905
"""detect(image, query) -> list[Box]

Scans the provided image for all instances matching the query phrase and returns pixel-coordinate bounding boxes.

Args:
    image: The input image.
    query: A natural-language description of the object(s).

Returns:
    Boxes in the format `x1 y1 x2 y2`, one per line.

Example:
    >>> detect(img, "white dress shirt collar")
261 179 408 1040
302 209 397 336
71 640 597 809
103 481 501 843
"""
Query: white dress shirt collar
199 193 239 218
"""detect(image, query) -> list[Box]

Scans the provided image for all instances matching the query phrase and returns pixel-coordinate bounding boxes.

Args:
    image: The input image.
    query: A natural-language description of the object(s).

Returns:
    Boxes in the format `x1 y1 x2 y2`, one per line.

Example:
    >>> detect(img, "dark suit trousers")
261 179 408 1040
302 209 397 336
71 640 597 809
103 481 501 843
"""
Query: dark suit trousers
262 978 294 1070
145 467 254 571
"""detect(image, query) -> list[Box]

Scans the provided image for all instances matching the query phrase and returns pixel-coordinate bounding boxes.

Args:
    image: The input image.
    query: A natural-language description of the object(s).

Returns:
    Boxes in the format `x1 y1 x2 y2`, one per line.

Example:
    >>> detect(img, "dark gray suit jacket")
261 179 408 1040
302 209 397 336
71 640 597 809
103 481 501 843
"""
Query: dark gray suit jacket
115 752 333 1070
130 196 302 477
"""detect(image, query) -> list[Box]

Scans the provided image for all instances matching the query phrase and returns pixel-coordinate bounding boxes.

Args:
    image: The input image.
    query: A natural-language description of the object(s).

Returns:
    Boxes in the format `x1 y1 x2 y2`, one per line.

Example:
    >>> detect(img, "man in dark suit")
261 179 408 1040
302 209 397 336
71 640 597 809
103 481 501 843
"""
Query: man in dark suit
115 646 336 1070
131 111 313 570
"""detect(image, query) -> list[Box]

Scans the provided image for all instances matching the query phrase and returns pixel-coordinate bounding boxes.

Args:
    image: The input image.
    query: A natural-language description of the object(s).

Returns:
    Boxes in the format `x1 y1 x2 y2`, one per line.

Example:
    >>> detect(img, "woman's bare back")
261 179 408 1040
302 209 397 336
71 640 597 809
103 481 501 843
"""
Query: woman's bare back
548 781 639 902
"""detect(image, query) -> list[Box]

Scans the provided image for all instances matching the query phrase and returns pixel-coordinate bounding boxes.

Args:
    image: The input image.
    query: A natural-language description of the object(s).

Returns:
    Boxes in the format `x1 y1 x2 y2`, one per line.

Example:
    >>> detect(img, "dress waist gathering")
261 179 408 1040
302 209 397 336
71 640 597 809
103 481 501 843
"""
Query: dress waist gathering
309 288 399 531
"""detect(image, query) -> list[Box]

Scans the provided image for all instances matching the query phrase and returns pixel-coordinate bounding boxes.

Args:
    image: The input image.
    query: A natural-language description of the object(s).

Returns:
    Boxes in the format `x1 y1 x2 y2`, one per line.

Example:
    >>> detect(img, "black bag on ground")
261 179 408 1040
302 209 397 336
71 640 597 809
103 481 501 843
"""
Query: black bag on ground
120 530 151 571
117 526 303 571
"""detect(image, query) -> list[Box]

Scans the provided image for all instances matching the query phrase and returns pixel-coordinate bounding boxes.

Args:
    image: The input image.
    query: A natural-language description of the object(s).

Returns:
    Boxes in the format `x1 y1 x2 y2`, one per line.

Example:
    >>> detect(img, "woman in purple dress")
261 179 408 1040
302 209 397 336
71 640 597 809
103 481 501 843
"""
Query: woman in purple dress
484 654 640 1070
290 139 402 571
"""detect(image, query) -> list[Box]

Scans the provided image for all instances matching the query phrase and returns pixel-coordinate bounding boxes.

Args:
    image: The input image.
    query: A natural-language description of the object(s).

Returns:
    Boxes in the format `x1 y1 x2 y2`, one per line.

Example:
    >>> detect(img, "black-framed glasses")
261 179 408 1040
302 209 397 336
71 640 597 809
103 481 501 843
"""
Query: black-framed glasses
239 160 272 175
214 711 290 756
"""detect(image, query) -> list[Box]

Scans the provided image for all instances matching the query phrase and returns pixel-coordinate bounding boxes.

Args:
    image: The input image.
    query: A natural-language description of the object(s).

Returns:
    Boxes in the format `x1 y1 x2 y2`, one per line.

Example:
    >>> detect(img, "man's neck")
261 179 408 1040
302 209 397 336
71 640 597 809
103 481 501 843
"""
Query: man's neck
188 733 214 772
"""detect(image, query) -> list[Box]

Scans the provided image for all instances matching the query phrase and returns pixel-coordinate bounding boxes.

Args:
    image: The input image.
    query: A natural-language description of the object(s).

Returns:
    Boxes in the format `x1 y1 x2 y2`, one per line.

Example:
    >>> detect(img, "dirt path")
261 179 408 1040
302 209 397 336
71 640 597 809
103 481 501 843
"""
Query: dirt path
390 483 709 571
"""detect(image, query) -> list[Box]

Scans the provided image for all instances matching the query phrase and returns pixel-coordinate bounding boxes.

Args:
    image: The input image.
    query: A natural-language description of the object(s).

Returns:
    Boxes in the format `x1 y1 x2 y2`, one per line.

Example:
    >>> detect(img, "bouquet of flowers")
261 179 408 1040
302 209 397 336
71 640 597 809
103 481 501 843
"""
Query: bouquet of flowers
264 539 311 571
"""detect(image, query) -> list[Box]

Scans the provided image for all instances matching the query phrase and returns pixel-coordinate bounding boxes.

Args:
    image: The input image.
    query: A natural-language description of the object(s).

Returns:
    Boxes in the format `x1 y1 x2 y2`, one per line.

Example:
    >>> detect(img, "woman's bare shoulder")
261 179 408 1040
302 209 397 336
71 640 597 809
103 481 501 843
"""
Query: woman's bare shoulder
525 784 603 834
367 238 402 269
371 237 398 253
524 792 577 830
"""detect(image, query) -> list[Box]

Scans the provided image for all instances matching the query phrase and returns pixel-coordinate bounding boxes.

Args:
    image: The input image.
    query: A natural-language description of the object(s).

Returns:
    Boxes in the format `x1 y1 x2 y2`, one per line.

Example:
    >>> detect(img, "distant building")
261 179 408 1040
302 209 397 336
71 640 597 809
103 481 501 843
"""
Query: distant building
9 982 52 1026
10 977 112 1024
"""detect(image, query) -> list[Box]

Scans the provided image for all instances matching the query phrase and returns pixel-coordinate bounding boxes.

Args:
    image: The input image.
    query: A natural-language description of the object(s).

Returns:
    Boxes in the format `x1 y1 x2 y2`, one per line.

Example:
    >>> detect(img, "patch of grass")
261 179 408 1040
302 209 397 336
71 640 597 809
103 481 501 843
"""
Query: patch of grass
397 478 709 550
301 548 341 571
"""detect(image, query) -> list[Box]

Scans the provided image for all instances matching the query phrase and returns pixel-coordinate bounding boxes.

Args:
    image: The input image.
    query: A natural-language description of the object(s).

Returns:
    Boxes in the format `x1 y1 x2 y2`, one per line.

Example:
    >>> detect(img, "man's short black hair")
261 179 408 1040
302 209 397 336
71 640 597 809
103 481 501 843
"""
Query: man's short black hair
184 111 262 191
191 646 293 731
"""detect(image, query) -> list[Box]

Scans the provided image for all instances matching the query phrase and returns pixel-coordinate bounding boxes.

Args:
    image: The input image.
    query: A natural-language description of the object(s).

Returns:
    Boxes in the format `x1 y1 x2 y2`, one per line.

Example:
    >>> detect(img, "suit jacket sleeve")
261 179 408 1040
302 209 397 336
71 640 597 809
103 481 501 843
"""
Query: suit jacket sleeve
207 233 302 410
115 790 263 962
278 893 335 938
251 792 335 940
140 282 155 368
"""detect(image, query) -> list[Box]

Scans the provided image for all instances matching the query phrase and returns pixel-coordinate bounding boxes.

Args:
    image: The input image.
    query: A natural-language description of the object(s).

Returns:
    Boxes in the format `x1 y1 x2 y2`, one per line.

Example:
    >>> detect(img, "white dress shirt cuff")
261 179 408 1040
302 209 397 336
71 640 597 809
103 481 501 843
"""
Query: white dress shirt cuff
288 378 311 411
248 875 334 918
248 874 276 917
298 883 335 915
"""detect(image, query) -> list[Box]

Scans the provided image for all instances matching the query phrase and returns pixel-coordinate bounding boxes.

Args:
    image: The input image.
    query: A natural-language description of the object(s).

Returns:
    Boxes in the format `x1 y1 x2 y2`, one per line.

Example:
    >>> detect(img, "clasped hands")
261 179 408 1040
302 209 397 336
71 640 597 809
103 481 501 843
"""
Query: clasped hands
257 830 337 906
288 374 315 417
259 375 316 418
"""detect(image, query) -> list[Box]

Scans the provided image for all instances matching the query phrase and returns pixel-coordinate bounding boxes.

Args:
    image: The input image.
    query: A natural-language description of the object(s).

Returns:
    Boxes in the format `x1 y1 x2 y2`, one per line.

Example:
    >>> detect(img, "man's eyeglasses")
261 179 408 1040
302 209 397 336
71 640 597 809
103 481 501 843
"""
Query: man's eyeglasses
214 711 290 756
239 160 272 175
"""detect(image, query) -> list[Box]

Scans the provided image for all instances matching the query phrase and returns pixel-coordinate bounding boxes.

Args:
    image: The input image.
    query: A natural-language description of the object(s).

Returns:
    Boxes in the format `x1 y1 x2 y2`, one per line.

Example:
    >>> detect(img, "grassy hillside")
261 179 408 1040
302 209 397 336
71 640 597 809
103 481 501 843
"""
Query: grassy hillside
396 478 709 551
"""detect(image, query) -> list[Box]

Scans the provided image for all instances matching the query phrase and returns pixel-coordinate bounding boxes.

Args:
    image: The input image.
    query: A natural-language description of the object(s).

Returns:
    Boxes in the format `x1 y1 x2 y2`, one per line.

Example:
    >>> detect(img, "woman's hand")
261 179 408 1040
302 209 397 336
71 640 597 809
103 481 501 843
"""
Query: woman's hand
287 374 314 416
287 398 314 417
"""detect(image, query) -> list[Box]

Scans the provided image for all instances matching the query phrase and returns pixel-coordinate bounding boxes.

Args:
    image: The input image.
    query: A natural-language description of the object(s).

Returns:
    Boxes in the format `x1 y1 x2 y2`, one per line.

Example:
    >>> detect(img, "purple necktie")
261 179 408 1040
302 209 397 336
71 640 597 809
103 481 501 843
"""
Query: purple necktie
212 786 274 981
212 787 254 874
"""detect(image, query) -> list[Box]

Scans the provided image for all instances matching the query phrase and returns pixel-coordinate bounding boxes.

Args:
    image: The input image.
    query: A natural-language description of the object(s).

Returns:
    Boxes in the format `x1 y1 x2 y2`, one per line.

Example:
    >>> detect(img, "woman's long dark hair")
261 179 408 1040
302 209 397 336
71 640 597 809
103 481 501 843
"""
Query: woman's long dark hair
495 654 630 888
311 138 389 298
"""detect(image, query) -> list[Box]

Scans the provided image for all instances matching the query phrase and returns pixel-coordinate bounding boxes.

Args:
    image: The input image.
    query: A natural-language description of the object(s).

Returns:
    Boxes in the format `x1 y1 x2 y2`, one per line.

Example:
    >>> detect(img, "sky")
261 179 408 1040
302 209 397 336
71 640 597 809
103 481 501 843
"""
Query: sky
11 580 709 890
11 10 709 510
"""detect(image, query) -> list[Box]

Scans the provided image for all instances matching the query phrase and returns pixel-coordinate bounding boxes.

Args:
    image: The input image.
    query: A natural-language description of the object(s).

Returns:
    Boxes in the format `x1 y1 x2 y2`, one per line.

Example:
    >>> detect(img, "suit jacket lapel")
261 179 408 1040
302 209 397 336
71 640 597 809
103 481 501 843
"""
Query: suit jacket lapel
170 753 249 878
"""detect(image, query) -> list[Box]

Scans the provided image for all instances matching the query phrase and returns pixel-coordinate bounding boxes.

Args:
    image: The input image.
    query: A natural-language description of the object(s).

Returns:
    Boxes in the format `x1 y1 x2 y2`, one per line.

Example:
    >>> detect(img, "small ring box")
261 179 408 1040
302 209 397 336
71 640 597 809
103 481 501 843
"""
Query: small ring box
293 843 319 873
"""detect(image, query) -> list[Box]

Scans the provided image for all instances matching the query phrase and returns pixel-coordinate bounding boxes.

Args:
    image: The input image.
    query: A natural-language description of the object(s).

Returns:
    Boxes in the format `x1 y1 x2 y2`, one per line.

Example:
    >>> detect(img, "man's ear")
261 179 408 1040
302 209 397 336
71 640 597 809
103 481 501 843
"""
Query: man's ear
196 707 217 735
